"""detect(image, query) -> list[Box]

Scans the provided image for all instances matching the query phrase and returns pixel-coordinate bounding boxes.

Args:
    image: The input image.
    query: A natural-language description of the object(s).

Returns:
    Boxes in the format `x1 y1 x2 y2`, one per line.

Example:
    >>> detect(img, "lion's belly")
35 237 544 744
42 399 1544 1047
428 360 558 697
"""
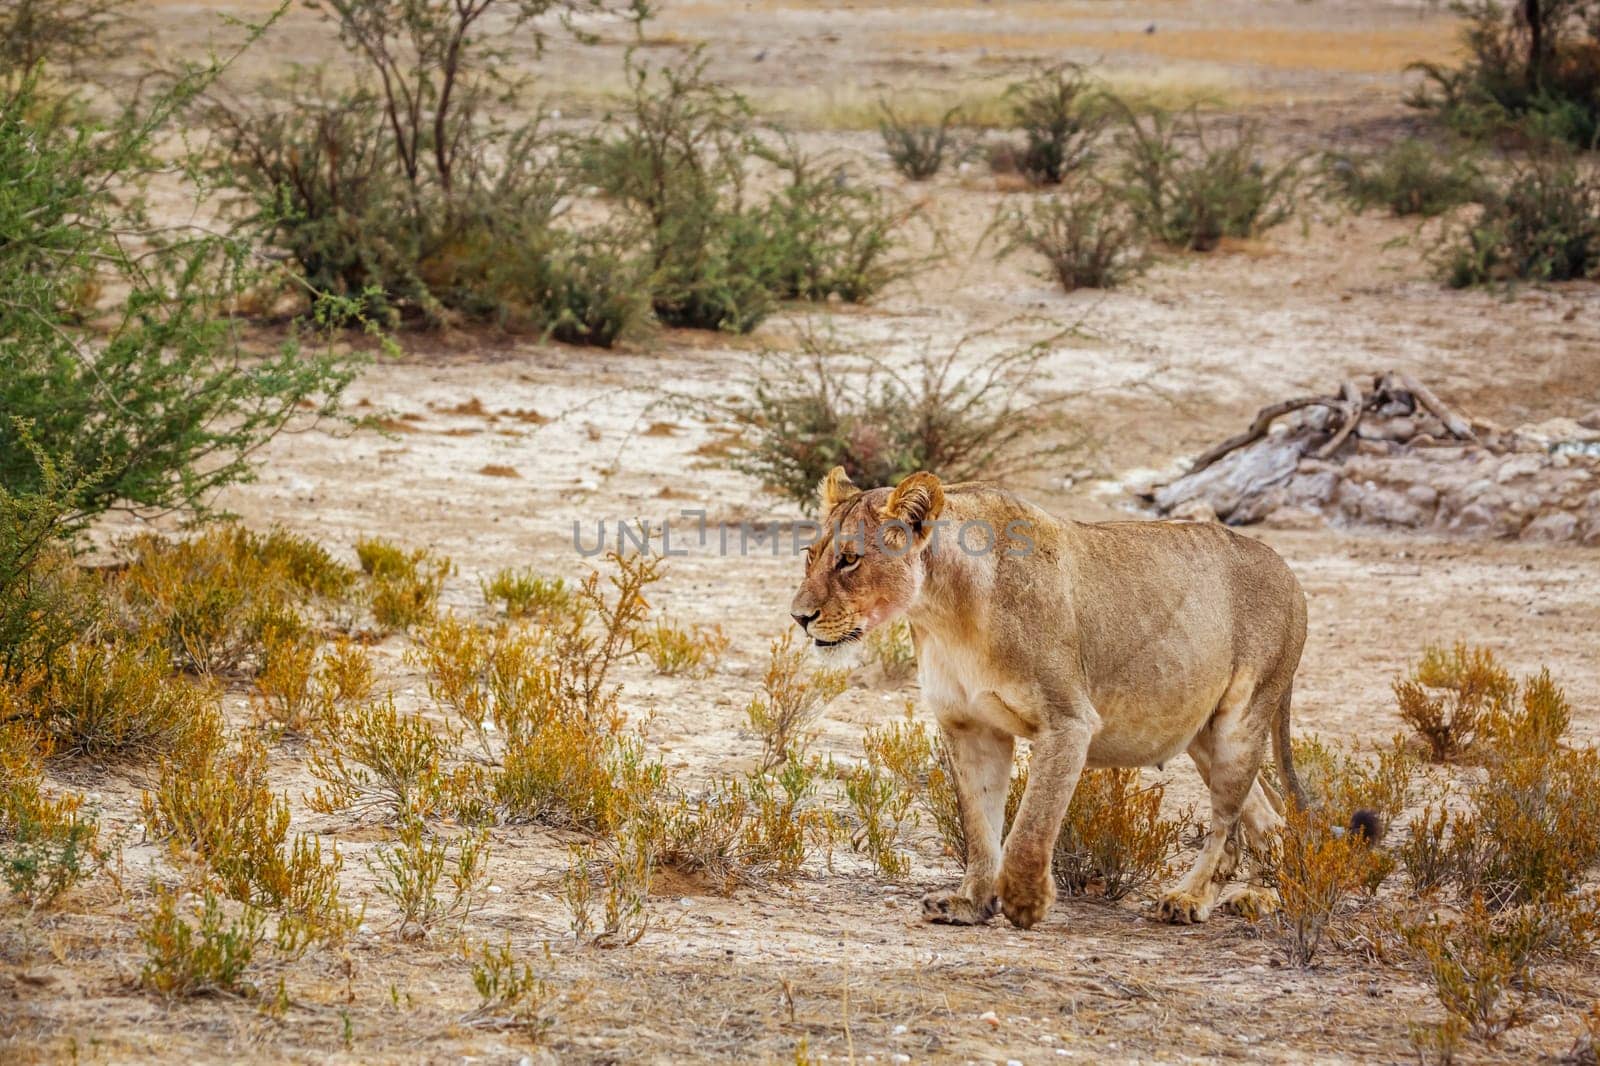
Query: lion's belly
1081 656 1234 768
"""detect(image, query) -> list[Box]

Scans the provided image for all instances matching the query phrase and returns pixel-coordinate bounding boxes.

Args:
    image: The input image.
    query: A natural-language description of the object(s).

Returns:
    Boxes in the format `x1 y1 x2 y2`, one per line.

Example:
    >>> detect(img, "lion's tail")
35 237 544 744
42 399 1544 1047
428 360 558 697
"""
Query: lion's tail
1273 685 1384 844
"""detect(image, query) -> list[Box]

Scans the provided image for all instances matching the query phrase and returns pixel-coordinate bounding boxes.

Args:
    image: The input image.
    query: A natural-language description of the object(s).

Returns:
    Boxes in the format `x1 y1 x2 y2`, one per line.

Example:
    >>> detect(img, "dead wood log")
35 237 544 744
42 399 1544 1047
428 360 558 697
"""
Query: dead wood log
1400 373 1477 442
1314 379 1367 459
1184 394 1340 475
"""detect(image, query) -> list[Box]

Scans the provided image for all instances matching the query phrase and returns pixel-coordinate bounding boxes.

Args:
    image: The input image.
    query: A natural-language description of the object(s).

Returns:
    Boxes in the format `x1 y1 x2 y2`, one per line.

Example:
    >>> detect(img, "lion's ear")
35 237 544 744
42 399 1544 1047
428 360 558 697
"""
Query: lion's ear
881 471 944 545
818 465 861 514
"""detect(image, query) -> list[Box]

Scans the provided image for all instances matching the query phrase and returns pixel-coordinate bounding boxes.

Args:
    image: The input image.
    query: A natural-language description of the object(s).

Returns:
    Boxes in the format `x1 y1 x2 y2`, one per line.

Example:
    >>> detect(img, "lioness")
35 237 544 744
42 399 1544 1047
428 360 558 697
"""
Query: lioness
789 467 1323 930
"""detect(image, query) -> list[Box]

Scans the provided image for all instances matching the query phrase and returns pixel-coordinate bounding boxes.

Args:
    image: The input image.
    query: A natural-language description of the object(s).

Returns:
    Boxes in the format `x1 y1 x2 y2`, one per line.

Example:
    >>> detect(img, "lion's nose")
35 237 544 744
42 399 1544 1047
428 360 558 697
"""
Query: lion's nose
791 610 819 631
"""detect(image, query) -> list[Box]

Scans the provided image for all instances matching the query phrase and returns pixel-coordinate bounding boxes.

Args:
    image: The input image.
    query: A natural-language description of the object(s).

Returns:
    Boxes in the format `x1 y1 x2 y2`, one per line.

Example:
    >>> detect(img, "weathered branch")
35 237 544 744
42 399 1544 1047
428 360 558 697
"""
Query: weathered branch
1400 373 1477 442
1185 395 1340 475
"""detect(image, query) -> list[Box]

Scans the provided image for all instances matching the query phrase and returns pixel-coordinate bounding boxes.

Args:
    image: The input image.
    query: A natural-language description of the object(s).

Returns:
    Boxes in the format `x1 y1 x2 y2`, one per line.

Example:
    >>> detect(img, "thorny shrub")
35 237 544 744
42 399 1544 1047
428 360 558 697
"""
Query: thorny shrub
586 54 909 332
1324 138 1485 217
1116 105 1301 251
206 1 649 341
1440 154 1600 286
879 101 962 181
1408 0 1600 147
704 326 1091 510
994 180 1148 291
999 63 1108 186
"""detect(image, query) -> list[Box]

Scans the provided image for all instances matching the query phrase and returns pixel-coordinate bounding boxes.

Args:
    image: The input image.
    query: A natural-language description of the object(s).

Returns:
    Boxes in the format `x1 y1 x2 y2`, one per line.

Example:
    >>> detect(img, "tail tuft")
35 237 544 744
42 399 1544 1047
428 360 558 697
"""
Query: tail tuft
1348 808 1384 845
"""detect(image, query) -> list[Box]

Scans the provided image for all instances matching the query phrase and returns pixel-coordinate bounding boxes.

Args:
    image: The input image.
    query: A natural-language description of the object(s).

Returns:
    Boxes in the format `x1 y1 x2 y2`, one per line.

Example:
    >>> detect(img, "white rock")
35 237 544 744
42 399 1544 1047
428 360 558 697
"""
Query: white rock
978 1010 1000 1027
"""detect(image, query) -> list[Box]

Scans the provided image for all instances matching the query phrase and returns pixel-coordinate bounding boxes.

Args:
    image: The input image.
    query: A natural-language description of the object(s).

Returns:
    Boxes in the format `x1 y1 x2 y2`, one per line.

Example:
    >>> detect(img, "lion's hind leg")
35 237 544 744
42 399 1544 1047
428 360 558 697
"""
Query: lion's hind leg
1157 674 1277 925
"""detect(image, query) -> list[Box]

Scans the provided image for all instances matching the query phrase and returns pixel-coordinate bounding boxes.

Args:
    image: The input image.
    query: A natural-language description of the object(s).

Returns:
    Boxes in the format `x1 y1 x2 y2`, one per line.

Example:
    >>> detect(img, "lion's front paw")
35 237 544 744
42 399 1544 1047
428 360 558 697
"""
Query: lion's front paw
994 864 1055 931
920 890 998 926
1156 888 1212 925
1219 884 1279 922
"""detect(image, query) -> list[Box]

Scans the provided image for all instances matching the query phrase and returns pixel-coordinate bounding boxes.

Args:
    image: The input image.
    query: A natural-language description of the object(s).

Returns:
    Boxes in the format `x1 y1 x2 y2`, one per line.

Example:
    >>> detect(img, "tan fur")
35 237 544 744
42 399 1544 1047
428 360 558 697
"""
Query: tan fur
789 468 1307 930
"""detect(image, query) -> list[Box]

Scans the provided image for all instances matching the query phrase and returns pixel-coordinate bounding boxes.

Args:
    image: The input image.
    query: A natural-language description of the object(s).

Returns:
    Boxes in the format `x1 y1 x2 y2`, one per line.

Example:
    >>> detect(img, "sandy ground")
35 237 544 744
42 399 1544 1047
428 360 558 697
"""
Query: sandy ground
7 1 1600 1063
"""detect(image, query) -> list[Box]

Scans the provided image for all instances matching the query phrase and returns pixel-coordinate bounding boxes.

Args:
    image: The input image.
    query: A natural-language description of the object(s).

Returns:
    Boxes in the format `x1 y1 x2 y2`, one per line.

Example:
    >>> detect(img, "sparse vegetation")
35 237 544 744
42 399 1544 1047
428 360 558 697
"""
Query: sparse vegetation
706 328 1090 509
879 101 961 180
356 537 452 632
642 618 729 677
1 722 100 909
482 567 572 621
1000 63 1108 186
369 817 490 941
863 620 917 684
745 631 850 771
1276 802 1389 966
138 885 268 999
1440 154 1600 286
206 0 647 341
1409 0 1600 147
1325 138 1485 217
1052 769 1189 902
995 181 1148 291
1394 642 1514 762
585 55 909 332
1117 106 1301 250
144 735 351 940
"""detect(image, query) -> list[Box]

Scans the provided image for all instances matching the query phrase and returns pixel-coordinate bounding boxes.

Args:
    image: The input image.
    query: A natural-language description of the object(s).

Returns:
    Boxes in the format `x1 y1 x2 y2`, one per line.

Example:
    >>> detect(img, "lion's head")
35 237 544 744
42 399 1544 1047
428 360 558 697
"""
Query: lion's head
788 467 945 650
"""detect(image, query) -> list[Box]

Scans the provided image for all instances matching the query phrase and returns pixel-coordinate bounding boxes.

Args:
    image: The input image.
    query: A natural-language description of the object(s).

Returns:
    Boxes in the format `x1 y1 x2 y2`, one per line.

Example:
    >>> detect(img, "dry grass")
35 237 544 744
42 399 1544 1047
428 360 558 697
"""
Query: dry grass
892 25 1462 75
744 630 850 771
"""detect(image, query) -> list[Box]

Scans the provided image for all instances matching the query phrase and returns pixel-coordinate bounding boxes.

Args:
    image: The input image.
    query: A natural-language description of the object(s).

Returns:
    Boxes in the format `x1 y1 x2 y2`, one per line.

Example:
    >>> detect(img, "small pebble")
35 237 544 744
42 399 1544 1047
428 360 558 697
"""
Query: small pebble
892 1024 908 1035
978 1010 999 1027
486 885 503 895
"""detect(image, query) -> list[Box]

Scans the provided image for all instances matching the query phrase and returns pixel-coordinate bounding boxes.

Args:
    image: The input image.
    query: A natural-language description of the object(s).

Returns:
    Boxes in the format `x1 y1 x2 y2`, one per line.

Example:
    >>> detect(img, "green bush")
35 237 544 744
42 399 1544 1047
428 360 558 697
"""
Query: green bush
1004 63 1108 186
994 180 1147 291
1117 106 1301 251
1440 154 1600 286
207 4 648 342
1 72 353 525
878 102 960 180
587 55 909 332
0 0 133 89
1325 138 1485 217
755 140 912 303
1408 0 1600 148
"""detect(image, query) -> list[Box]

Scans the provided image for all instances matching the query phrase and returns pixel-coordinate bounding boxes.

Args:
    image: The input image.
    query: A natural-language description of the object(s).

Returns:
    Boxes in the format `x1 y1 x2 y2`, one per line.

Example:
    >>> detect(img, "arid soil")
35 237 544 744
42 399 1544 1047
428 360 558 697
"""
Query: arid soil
7 2 1600 1064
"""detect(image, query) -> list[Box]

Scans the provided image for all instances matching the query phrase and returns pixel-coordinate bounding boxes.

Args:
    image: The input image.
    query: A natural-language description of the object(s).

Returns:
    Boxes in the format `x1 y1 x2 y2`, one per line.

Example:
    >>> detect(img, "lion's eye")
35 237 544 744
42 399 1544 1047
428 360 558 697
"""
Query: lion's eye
836 552 860 572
